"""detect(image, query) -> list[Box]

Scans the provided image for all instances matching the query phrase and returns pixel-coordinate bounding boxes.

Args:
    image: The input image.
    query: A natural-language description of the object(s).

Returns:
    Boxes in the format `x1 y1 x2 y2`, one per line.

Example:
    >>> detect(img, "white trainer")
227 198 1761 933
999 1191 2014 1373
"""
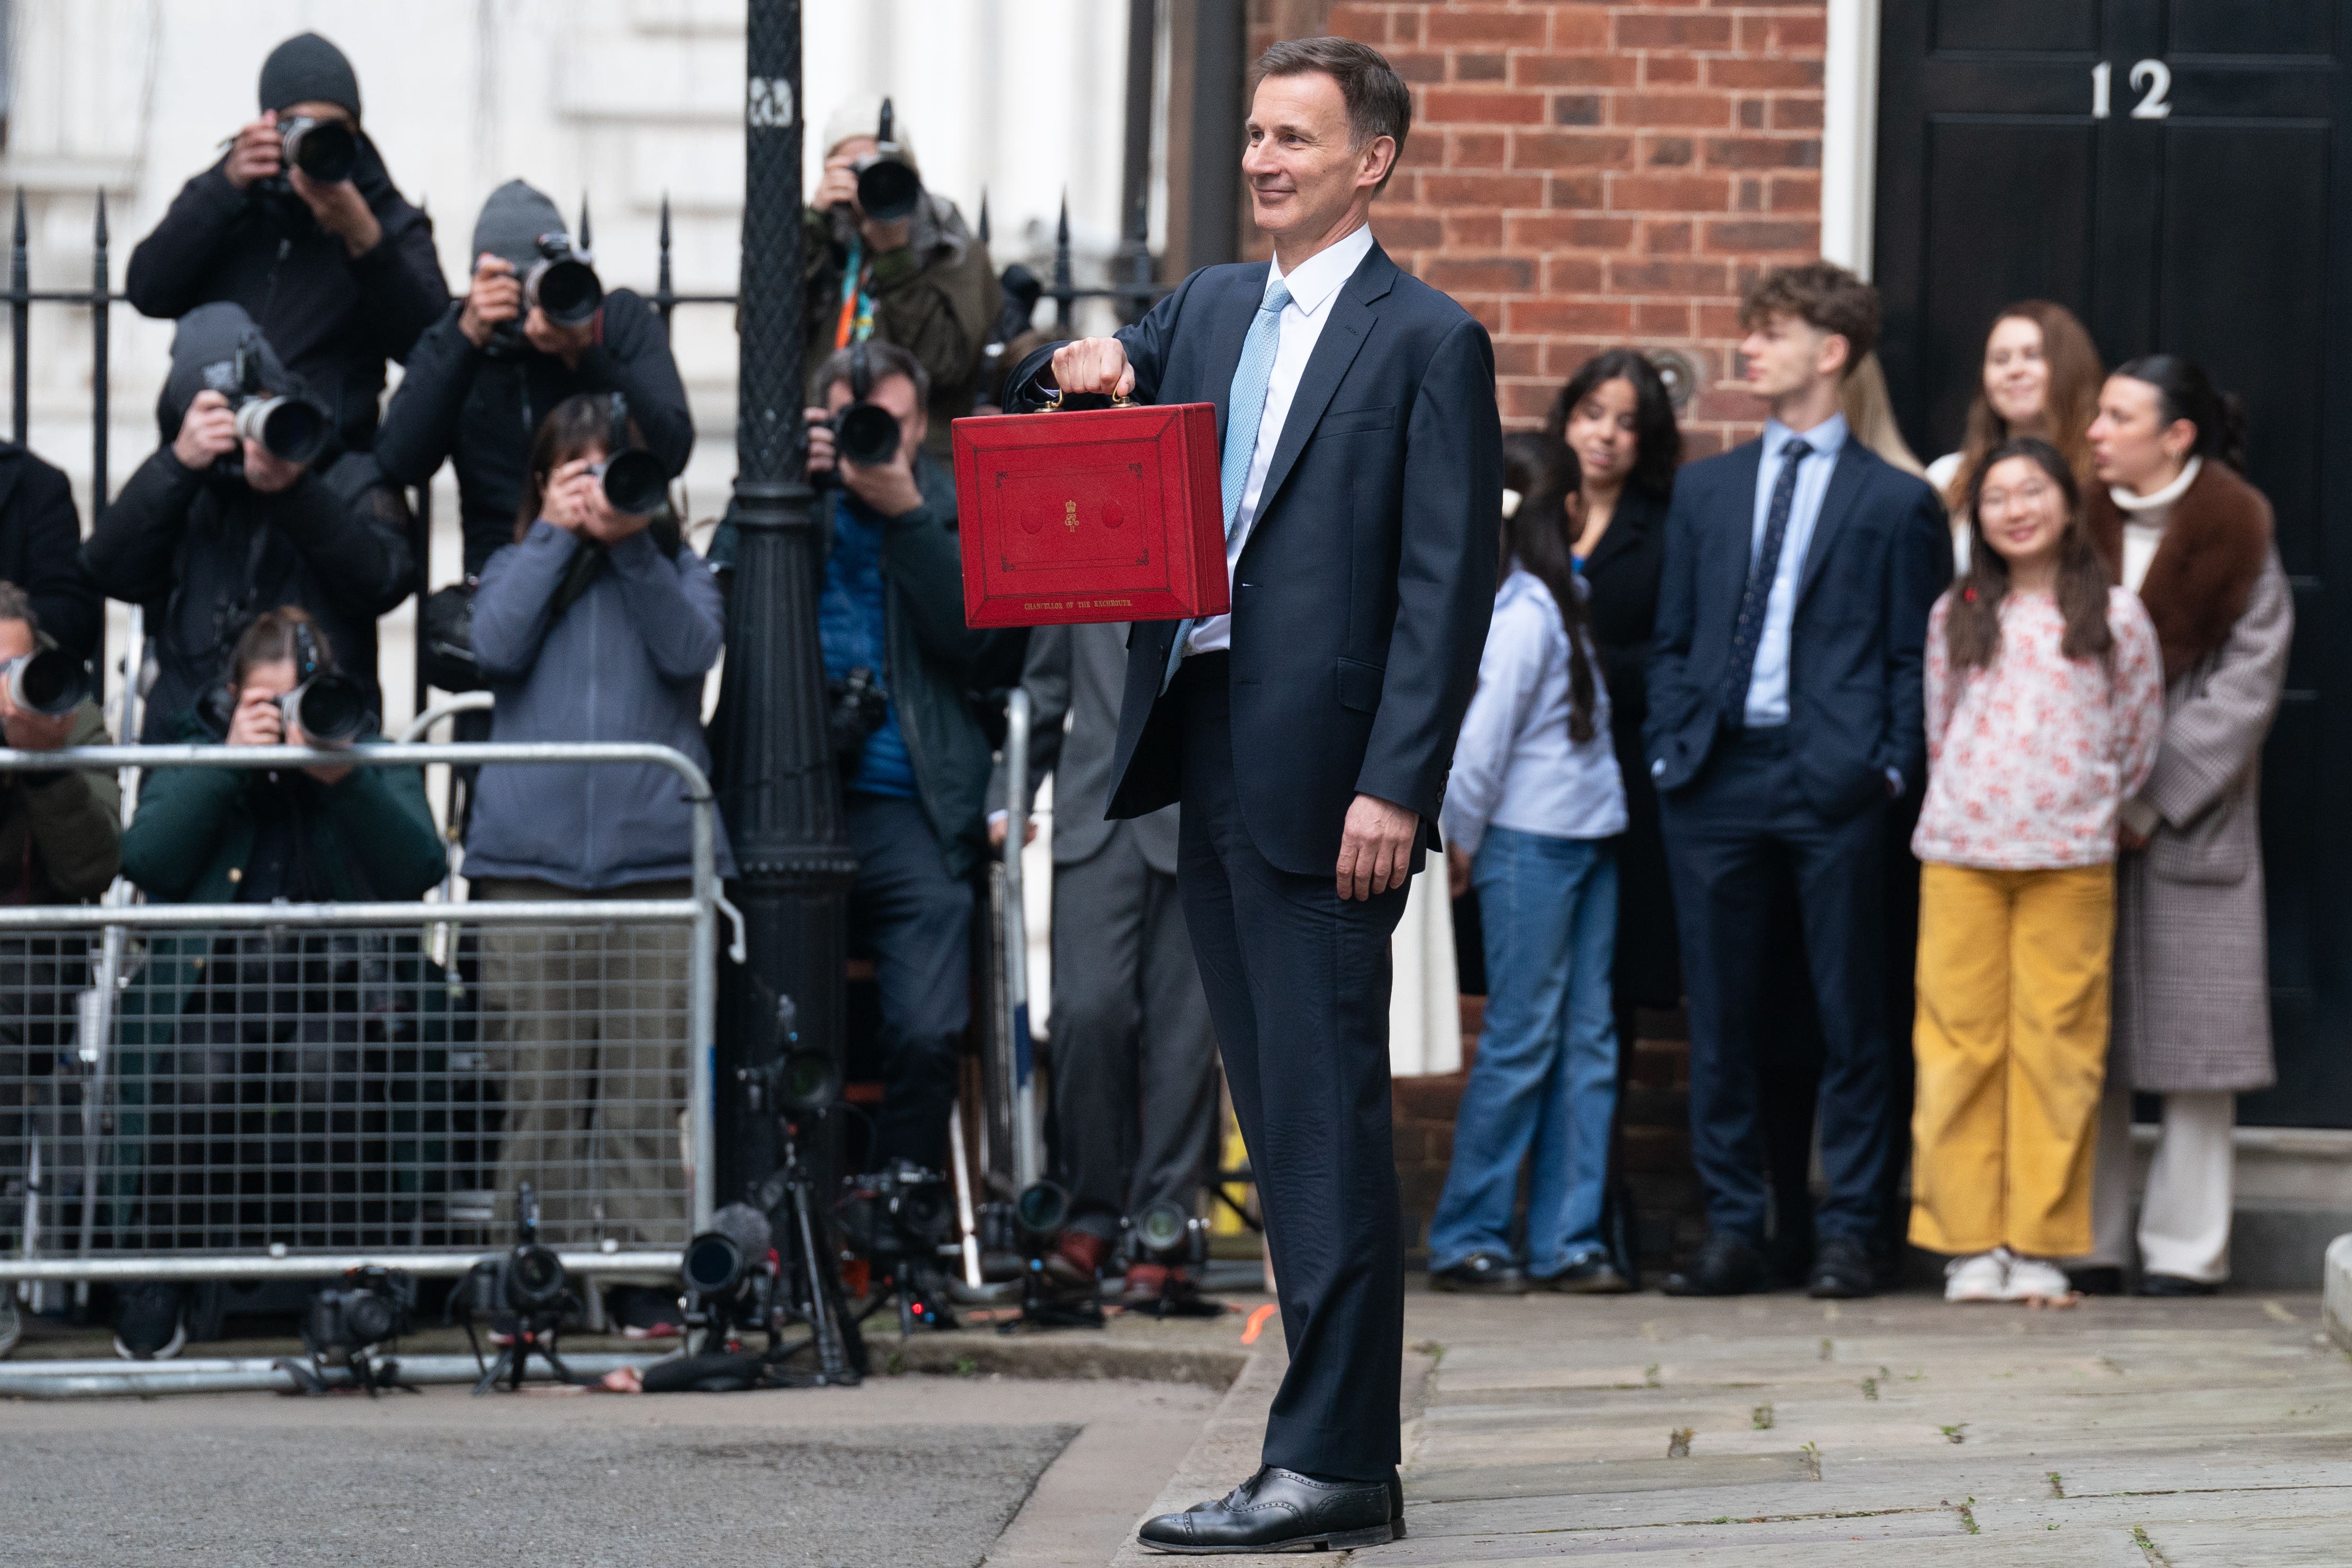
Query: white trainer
1944 1251 2008 1303
2002 1253 2073 1302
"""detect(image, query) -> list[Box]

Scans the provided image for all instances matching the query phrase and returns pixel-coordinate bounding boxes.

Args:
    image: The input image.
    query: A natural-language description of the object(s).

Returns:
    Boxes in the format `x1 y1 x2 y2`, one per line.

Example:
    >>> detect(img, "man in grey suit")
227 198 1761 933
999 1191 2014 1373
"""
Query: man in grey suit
994 621 1219 1298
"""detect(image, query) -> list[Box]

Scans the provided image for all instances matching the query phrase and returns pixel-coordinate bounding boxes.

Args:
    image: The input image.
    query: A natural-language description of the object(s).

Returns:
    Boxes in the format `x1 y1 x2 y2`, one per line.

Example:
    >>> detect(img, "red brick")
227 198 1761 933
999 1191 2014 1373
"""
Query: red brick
1444 211 1505 247
1551 8 1609 49
1553 94 1604 126
1644 219 1695 254
1509 298 1636 335
1543 254 1605 292
1616 93 1735 129
1774 97 1825 132
1501 380 1558 420
1609 256 1731 294
1737 98 1766 130
1422 171 1545 207
1491 337 1542 377
1616 12 1736 49
1378 214 1444 249
1326 4 1390 44
1426 8 1550 48
1707 57 1825 91
1450 130 1507 167
1515 53 1637 88
1548 173 1605 208
1513 131 1634 170
1682 428 1728 460
1423 87 1549 125
1462 297 1505 333
1697 302 1747 339
1642 55 1700 87
1455 52 1507 83
1385 49 1446 84
1647 135 1694 167
1777 15 1828 49
1634 301 1692 335
1705 137 1821 171
1736 177 1764 211
1397 132 1446 168
1712 222 1816 256
1508 213 1635 249
1770 175 1822 213
1607 173 1732 211
1426 256 1537 294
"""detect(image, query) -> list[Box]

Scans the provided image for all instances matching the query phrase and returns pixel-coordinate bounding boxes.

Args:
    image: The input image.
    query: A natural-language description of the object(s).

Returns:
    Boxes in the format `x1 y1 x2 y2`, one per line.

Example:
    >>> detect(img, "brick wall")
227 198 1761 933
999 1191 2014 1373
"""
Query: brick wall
1251 0 1828 454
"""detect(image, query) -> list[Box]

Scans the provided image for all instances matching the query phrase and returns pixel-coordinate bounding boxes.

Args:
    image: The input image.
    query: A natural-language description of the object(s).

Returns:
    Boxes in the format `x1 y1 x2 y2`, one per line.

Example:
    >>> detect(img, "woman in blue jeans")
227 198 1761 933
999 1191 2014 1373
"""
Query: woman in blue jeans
1432 448 1630 1294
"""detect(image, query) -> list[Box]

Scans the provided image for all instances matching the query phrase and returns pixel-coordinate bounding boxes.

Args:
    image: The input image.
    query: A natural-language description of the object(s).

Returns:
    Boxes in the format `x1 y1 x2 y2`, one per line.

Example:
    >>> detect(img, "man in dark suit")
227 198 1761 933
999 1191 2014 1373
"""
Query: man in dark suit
1645 262 1947 1302
1007 37 1497 1554
992 622 1219 1301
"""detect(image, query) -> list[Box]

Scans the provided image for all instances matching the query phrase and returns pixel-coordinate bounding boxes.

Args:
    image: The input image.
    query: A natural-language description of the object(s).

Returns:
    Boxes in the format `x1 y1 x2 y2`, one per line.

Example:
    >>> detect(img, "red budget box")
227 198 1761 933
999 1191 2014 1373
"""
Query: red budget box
951 401 1228 628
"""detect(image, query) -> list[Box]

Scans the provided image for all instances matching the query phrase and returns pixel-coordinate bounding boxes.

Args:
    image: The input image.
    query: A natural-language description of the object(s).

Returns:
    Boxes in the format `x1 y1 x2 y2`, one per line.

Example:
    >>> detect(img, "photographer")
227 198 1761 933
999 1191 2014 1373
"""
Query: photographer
0 583 118 903
0 447 102 663
800 341 1024 1171
377 181 693 581
806 97 1000 459
124 33 445 453
81 304 412 742
465 395 728 1330
111 607 443 1358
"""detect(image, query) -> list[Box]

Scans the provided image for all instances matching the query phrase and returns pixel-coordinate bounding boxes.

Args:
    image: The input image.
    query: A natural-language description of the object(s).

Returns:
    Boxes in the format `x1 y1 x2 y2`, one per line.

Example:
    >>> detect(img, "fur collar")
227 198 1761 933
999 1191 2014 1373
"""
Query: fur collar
2085 461 2271 680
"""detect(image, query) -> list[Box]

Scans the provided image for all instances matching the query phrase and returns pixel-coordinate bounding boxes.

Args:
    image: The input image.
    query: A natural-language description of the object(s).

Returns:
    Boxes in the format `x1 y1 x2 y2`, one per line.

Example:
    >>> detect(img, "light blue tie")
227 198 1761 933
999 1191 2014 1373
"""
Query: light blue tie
1162 276 1293 693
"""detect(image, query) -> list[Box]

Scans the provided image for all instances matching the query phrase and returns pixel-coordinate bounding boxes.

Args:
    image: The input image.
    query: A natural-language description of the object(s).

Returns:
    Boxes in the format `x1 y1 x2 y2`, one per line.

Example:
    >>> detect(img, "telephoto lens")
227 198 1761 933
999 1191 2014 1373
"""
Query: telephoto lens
232 395 328 466
504 1241 570 1313
1013 1179 1072 1241
592 448 669 517
278 115 358 184
831 400 901 468
280 671 370 747
4 649 90 718
853 98 924 223
524 235 603 328
682 1203 776 1301
1132 1199 1198 1261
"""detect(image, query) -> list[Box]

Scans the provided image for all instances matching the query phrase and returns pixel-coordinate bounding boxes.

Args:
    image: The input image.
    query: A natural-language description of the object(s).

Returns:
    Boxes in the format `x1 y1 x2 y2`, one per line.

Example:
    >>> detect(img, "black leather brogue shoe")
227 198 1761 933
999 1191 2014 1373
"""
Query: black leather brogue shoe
1136 1465 1393 1554
1660 1233 1765 1297
1430 1251 1529 1294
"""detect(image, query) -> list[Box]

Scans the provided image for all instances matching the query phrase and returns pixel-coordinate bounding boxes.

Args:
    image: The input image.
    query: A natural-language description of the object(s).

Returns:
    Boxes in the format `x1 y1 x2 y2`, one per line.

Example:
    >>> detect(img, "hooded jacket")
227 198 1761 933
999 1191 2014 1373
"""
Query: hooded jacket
0 442 101 661
124 130 445 453
375 181 694 578
802 189 1000 459
81 304 413 740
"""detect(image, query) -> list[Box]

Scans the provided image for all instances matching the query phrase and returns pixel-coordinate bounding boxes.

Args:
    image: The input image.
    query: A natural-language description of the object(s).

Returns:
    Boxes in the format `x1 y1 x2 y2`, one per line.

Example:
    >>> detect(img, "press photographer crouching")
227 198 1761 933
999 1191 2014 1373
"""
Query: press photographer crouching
125 32 446 453
465 393 731 1340
0 583 118 903
111 608 445 1358
803 341 1026 1171
81 303 413 742
377 181 693 584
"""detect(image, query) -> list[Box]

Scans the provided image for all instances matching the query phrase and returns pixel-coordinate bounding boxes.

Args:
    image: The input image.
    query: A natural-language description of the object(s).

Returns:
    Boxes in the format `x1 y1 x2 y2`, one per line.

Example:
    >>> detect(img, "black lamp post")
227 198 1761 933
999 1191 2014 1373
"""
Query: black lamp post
710 0 854 1205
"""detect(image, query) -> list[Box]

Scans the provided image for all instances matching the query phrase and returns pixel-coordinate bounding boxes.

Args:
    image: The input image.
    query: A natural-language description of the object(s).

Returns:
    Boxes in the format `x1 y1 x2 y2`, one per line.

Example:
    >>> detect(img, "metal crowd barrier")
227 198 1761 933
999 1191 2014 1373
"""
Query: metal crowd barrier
0 741 735 1290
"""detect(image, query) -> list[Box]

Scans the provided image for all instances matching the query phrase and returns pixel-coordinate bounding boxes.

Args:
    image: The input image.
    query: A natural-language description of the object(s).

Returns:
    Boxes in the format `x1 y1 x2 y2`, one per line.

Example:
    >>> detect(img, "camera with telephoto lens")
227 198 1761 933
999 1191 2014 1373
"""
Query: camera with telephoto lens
304 1266 415 1361
3 648 90 718
816 341 904 489
681 1201 778 1347
486 232 603 359
458 1184 574 1324
278 114 357 184
851 98 923 225
587 391 668 517
836 1159 958 1266
209 339 329 477
1131 1198 1208 1267
274 621 371 748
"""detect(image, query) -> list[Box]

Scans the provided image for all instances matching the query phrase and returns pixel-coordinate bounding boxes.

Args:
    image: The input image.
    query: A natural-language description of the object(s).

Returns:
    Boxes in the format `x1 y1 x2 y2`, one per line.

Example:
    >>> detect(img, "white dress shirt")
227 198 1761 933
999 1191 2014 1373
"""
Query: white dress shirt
1185 221 1377 657
1742 411 1849 726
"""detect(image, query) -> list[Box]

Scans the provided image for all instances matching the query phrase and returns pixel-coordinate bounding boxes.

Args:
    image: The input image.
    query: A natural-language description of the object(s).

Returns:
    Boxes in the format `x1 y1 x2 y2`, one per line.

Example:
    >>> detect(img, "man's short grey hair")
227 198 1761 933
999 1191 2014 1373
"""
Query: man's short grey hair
815 341 931 405
1255 36 1412 194
0 581 37 631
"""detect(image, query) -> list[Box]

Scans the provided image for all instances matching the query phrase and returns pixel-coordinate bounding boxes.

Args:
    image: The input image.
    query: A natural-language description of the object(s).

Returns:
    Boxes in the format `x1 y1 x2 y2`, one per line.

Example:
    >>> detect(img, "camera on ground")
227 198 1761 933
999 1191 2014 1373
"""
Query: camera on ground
303 1266 415 1362
3 649 90 718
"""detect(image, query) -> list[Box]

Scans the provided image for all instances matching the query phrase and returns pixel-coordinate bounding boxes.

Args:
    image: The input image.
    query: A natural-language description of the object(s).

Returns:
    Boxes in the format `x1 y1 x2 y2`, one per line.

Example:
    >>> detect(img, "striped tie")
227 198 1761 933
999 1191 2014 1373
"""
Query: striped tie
1163 276 1293 693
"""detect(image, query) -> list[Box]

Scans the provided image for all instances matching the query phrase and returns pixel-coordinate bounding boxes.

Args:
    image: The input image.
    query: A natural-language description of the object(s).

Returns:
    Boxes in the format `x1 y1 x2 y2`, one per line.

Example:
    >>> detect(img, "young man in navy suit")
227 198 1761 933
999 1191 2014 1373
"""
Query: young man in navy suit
1645 263 1948 1301
1008 37 1498 1554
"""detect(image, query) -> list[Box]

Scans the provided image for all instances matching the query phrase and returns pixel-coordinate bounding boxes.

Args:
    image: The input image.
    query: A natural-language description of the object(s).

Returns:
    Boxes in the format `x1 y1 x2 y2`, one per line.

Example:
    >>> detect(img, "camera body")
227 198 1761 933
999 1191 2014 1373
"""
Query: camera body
3 649 90 719
278 114 357 184
825 665 888 767
836 1160 958 1266
205 339 328 476
304 1266 415 1363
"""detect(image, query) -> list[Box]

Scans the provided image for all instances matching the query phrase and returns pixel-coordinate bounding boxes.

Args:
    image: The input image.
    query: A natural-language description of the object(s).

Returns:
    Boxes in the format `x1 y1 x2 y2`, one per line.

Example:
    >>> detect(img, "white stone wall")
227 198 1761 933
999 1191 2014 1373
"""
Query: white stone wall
0 0 1134 726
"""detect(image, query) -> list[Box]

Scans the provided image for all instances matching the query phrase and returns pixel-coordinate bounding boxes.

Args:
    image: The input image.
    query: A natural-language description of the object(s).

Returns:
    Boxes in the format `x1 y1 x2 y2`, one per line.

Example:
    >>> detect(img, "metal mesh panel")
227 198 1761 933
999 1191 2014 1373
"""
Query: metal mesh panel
2 917 694 1261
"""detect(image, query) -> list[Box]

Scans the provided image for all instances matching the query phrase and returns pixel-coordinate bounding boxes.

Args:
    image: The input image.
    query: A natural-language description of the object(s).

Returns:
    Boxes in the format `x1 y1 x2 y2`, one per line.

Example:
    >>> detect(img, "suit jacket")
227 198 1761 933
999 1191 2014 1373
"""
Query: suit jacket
1645 435 1947 820
1008 242 1501 877
1001 621 1181 874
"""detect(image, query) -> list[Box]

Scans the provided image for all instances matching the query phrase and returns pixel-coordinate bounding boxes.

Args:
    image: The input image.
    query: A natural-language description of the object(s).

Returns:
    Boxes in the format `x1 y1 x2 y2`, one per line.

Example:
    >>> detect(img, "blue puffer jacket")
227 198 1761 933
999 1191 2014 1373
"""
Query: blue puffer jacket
463 519 735 889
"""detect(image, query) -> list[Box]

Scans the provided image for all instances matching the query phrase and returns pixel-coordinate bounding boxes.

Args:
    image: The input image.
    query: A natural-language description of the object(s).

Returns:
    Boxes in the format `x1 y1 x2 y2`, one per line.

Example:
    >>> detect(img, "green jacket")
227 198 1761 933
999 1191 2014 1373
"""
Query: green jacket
0 701 121 903
122 721 448 905
865 451 1028 879
803 191 1002 459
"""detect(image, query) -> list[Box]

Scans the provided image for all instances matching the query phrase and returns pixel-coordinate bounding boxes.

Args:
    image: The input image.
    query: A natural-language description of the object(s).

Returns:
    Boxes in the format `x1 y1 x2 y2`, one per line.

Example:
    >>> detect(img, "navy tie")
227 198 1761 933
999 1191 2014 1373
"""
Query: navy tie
1718 437 1812 724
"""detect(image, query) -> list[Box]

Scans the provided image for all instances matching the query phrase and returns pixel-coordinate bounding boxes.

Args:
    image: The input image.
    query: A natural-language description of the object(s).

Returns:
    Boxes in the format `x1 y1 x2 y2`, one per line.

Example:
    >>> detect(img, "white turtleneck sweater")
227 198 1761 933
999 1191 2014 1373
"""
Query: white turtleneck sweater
2114 456 2202 594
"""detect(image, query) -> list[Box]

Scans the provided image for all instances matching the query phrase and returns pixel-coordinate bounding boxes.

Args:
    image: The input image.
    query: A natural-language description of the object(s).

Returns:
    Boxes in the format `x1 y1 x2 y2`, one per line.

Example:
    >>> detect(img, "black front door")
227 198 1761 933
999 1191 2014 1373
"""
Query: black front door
1875 2 2350 1126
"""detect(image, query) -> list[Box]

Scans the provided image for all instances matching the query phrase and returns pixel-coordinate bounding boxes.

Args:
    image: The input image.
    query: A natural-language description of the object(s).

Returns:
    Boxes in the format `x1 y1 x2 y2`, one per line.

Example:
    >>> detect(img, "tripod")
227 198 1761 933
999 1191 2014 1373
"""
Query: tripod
740 1051 865 1387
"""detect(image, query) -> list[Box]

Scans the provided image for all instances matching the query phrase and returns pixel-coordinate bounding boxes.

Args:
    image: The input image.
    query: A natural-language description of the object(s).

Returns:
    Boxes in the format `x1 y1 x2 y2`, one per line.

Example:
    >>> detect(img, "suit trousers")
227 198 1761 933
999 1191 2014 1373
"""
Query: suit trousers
1049 826 1219 1239
1661 728 1892 1244
846 793 973 1172
1175 653 1407 1481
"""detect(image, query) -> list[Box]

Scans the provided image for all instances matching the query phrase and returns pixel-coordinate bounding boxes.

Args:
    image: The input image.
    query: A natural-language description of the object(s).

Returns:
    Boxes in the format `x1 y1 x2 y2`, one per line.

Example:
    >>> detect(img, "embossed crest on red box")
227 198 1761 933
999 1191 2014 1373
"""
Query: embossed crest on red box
952 401 1228 628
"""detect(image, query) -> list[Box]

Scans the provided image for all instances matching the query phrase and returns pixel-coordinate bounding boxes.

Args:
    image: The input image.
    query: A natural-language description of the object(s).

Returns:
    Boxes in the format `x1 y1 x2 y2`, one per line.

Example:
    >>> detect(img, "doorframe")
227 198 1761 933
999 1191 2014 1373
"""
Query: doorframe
1821 0 1883 278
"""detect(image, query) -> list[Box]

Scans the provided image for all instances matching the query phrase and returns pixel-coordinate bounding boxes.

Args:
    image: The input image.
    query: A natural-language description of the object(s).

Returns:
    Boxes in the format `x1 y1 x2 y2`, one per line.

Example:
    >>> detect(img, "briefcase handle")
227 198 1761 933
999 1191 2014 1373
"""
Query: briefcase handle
1038 388 1137 413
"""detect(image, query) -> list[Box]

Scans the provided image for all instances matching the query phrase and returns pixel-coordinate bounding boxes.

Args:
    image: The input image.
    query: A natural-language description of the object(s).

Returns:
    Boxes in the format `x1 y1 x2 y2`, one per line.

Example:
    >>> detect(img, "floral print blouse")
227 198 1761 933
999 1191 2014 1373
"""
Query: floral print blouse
1913 586 2166 870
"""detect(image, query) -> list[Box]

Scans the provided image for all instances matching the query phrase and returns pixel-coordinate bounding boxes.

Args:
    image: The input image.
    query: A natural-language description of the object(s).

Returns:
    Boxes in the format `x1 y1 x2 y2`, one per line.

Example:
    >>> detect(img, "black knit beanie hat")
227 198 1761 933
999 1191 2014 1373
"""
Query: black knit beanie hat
258 33 361 120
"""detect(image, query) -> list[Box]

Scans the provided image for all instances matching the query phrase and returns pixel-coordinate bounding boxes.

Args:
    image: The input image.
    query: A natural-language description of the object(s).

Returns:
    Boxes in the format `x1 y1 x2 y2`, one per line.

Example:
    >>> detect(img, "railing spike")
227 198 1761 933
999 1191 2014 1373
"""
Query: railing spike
578 191 592 252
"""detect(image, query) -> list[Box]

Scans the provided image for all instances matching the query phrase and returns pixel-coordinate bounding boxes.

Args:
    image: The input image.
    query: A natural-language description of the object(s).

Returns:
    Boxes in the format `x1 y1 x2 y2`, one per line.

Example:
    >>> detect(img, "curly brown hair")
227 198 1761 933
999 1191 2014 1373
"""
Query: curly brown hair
1740 262 1880 376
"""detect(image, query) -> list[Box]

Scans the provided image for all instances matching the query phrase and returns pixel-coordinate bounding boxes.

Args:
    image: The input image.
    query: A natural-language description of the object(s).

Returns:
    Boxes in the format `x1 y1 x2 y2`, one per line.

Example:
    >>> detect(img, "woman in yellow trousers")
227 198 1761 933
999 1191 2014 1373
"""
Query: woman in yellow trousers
1910 437 2166 1303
